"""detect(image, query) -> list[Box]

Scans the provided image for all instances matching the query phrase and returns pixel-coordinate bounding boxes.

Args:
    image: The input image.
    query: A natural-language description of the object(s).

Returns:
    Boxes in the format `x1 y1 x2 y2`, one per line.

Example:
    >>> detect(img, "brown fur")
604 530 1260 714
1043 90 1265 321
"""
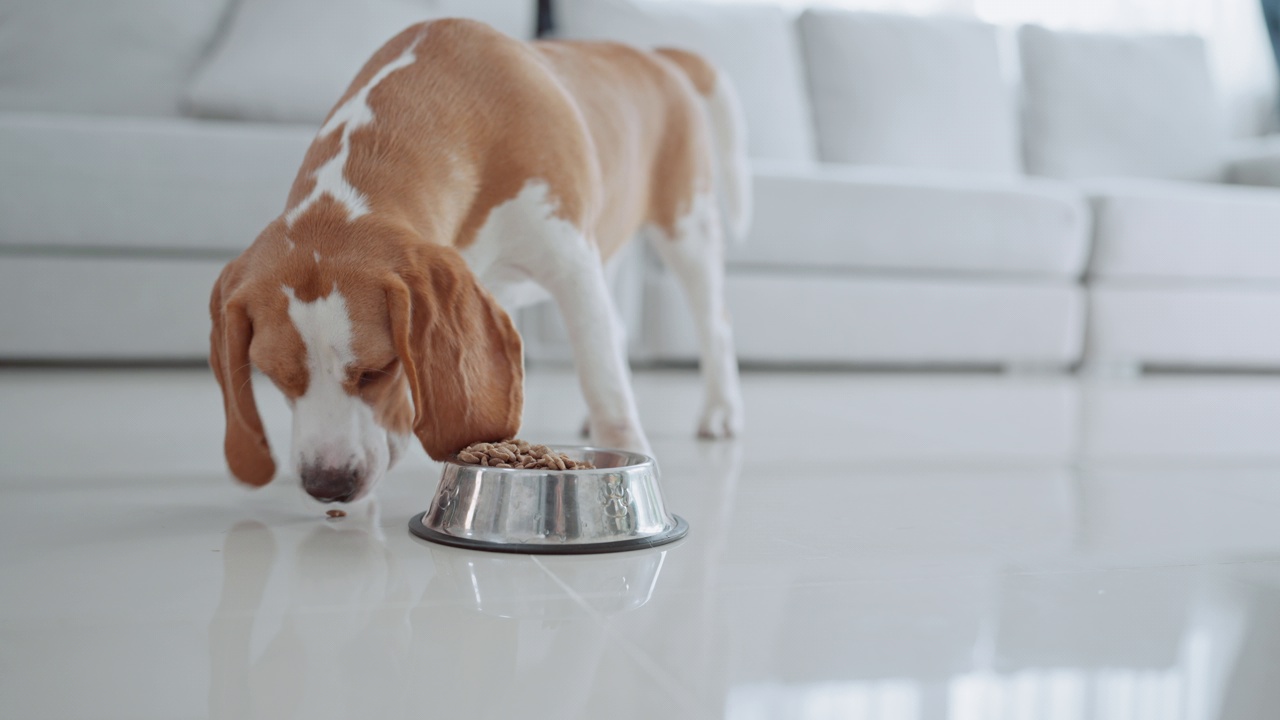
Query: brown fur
210 19 719 480
653 47 718 96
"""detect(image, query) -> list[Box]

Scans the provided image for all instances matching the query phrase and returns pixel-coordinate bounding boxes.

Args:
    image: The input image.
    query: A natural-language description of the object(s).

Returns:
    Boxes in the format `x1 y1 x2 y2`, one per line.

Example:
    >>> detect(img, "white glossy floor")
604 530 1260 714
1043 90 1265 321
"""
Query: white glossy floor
4 367 1280 719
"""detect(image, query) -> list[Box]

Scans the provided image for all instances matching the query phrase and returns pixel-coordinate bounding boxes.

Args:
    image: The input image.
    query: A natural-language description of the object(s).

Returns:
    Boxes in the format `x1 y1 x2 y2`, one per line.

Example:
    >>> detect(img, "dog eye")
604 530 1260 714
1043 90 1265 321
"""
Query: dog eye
356 360 397 389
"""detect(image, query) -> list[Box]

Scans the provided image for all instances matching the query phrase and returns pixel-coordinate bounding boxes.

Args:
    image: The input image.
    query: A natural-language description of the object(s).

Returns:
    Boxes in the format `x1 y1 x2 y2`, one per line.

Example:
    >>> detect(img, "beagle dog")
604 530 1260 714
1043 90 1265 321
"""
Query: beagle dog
209 19 750 503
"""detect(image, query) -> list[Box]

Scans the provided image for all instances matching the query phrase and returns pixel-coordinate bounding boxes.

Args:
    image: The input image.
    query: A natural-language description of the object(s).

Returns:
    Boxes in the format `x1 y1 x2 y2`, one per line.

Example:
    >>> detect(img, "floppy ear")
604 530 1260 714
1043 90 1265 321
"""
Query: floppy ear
209 264 276 486
387 244 524 461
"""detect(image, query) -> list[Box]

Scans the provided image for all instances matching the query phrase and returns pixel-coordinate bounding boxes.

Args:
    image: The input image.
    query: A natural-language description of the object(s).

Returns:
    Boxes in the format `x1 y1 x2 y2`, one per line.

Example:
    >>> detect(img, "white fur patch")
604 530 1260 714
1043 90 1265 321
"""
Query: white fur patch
284 34 424 226
459 180 584 311
283 286 393 499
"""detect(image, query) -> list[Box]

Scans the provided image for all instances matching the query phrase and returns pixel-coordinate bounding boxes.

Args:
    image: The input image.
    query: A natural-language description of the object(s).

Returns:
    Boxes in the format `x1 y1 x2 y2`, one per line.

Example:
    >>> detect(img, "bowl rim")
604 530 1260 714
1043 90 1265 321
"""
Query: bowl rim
443 444 655 473
408 511 688 555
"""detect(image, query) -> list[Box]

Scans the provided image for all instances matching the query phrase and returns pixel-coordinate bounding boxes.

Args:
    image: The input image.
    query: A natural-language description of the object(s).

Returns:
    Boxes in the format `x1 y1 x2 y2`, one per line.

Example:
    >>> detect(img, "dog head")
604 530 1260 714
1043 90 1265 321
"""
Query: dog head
210 219 523 503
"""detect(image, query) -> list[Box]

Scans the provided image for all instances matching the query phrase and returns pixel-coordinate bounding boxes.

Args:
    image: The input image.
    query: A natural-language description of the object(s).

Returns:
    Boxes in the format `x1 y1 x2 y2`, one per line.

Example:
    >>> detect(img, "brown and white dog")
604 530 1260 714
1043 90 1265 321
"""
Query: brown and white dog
209 19 750 503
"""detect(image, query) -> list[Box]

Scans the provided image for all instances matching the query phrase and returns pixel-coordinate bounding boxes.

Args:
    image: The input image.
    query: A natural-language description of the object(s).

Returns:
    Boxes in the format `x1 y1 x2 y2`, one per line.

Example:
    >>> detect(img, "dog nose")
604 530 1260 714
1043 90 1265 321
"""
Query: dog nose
301 466 359 503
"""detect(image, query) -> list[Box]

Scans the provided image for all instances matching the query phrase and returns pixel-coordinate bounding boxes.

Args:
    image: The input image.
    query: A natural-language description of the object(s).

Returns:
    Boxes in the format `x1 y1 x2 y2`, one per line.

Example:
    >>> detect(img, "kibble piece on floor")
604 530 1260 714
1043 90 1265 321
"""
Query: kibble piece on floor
455 440 596 470
326 509 347 519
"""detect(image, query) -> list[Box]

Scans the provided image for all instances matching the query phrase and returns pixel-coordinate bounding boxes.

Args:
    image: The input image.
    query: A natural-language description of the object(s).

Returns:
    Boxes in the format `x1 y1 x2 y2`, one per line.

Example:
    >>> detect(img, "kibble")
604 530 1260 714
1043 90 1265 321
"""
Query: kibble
456 439 595 470
326 509 347 519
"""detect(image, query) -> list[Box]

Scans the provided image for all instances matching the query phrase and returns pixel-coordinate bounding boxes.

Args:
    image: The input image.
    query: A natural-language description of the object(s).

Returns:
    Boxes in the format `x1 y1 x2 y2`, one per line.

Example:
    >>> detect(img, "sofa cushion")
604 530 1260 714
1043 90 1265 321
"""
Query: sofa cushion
184 0 535 123
729 163 1089 278
799 10 1019 174
641 271 1084 366
555 0 815 162
1087 283 1280 368
1085 178 1280 280
1019 26 1224 182
0 255 225 360
0 113 313 253
0 0 233 116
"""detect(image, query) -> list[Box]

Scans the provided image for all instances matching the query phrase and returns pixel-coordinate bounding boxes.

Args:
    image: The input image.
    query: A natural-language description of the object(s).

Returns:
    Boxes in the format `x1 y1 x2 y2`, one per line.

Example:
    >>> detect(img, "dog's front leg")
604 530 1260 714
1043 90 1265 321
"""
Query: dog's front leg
545 251 651 455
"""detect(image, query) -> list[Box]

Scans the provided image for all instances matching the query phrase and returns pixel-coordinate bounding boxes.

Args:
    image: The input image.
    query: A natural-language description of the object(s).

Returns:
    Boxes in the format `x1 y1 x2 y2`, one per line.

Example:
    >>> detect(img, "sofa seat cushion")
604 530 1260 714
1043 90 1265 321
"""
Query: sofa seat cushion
0 113 313 254
1019 26 1224 182
799 10 1019 174
555 0 815 163
1086 178 1280 280
729 163 1089 278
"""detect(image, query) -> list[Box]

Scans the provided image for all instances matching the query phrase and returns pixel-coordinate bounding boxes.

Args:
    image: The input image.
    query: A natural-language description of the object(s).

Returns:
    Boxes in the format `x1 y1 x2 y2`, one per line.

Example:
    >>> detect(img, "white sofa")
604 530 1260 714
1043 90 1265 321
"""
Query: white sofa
546 2 1091 370
1016 26 1280 372
0 0 536 360
551 0 1280 373
4 0 1280 375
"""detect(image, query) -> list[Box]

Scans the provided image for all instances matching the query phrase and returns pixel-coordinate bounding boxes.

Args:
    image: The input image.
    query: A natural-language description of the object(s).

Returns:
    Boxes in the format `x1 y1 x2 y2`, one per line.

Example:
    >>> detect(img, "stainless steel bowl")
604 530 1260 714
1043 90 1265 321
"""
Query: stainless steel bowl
409 446 688 554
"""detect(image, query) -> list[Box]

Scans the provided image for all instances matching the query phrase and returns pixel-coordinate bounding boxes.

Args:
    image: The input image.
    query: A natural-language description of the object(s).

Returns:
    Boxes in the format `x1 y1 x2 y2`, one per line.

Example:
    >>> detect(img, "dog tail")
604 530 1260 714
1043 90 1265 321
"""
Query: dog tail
656 48 753 243
705 68 753 243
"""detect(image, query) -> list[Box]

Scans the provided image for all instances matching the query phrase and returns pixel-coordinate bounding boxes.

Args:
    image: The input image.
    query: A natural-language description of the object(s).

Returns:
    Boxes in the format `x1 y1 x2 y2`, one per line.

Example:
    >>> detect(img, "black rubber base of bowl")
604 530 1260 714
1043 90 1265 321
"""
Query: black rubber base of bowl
408 512 689 555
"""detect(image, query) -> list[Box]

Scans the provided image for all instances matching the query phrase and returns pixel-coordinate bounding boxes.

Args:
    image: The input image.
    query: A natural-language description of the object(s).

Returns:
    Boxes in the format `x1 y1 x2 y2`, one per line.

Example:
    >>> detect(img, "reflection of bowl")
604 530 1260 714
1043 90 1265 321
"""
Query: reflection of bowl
430 545 669 619
409 446 687 554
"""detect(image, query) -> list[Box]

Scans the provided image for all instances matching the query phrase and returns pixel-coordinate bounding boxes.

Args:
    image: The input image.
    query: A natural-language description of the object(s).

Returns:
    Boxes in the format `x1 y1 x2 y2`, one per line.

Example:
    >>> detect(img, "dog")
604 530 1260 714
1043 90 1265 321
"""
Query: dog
209 19 750 503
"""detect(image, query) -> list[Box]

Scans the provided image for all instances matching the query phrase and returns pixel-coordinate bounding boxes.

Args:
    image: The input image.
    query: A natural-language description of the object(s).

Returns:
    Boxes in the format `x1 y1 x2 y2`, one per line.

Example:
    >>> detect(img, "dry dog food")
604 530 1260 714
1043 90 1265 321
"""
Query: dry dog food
456 440 595 470
326 509 347 519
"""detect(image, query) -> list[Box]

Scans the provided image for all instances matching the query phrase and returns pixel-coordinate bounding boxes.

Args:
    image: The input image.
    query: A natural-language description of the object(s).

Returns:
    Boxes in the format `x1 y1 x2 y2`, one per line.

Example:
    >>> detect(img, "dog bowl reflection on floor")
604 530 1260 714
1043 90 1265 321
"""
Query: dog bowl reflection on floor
409 446 688 554
429 545 669 618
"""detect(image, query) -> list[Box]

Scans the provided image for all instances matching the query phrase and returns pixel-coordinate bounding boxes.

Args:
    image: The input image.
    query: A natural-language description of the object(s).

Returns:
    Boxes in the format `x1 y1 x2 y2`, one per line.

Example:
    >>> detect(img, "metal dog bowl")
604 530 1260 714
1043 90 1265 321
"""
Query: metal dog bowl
409 446 688 554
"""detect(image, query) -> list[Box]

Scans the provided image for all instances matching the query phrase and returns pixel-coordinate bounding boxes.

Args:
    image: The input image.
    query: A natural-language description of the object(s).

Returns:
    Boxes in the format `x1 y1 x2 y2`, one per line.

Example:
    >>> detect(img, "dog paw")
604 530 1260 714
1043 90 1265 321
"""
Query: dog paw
591 420 652 455
697 400 743 440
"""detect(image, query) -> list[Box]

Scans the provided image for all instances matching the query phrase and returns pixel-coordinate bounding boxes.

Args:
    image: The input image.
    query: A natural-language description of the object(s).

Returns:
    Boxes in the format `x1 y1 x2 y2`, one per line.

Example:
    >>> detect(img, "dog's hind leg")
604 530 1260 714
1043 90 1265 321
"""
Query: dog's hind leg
647 194 744 439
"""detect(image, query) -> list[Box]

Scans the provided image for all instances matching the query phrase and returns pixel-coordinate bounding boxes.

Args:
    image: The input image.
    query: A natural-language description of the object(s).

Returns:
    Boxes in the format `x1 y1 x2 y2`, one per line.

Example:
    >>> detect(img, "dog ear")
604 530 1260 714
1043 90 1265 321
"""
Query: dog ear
387 244 524 461
210 262 276 486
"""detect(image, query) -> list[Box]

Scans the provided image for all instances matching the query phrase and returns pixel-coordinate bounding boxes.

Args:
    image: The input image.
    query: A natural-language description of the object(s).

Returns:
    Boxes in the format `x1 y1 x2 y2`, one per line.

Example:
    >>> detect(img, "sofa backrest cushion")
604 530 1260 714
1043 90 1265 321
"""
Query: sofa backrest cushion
555 0 816 163
183 0 536 124
1019 25 1224 182
799 9 1020 174
0 0 233 116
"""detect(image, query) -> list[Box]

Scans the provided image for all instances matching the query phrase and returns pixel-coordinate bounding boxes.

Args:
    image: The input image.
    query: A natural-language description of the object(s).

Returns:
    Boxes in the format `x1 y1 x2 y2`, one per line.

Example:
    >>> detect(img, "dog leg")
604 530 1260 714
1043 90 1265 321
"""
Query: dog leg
648 196 744 439
544 246 651 454
463 180 648 452
580 275 632 440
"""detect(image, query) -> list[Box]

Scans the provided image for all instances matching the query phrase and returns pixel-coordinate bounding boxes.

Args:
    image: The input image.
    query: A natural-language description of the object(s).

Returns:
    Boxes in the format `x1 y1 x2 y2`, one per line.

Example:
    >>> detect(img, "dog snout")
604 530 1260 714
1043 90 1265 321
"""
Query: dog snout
301 466 360 503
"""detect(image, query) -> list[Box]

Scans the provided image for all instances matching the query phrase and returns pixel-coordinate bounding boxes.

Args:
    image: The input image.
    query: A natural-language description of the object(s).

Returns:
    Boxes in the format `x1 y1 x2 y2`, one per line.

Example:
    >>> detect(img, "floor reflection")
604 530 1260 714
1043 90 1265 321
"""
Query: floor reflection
207 500 414 719
206 488 685 718
712 460 1280 720
724 566 1254 720
426 544 668 619
196 431 1280 719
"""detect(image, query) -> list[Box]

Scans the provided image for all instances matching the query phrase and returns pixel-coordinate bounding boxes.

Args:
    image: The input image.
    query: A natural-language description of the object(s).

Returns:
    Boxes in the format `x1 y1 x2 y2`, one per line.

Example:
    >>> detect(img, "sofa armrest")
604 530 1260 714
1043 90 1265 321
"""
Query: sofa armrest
1225 136 1280 187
